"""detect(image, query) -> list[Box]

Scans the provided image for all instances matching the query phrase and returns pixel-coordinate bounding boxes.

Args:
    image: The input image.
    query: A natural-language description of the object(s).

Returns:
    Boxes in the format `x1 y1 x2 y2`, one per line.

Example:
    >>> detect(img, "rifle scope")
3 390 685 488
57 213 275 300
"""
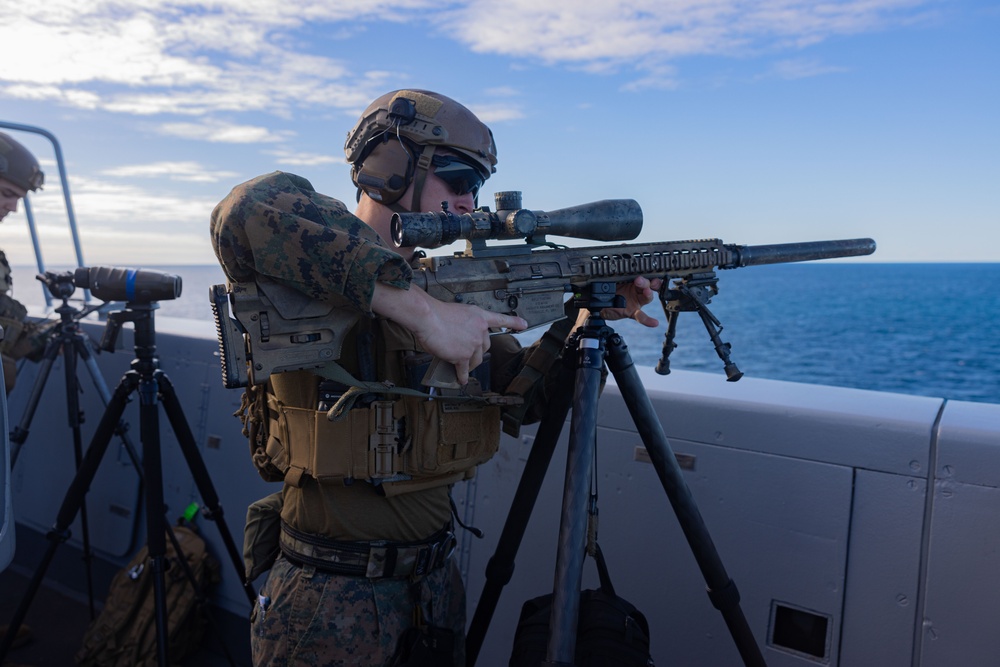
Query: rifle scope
73 266 182 303
392 191 643 249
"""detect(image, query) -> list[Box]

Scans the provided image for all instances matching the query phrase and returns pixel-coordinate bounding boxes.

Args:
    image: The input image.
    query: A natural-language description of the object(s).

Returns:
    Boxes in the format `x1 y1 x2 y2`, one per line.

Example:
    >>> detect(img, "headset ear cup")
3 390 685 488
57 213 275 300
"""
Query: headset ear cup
353 139 412 206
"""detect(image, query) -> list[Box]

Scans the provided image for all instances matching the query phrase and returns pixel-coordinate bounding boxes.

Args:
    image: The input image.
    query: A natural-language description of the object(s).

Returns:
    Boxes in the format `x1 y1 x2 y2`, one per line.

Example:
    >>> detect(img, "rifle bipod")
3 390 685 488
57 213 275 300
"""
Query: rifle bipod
465 282 767 667
657 272 743 381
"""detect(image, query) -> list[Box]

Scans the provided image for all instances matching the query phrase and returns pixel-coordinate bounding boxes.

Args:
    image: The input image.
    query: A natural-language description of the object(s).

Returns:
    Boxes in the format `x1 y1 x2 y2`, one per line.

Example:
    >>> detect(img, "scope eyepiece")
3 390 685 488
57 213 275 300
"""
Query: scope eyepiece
73 266 182 303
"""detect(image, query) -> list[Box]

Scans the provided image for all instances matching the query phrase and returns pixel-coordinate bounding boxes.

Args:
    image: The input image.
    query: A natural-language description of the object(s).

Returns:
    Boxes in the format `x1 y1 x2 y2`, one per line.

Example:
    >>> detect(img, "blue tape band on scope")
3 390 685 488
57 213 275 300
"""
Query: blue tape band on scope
126 269 137 301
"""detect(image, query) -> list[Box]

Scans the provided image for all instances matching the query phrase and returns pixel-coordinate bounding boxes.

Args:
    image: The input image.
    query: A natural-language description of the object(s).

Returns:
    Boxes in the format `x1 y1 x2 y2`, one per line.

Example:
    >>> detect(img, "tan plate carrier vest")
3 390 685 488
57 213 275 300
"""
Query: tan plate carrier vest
259 319 504 497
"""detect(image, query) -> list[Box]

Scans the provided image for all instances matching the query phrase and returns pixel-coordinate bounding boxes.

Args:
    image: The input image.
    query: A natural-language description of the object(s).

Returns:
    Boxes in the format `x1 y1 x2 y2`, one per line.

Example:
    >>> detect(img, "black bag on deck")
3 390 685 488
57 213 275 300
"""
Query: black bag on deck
509 544 653 666
75 524 220 667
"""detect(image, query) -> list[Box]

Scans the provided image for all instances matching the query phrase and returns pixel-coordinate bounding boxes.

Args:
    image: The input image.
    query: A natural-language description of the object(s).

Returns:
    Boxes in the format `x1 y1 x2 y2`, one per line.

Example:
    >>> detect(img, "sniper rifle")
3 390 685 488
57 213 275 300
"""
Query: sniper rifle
210 192 875 390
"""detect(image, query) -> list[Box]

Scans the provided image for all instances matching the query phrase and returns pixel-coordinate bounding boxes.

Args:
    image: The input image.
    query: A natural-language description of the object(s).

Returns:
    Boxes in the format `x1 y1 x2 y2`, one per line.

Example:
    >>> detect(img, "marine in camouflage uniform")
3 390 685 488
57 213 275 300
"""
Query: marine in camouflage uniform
212 167 550 666
211 91 660 667
0 250 32 391
0 131 48 393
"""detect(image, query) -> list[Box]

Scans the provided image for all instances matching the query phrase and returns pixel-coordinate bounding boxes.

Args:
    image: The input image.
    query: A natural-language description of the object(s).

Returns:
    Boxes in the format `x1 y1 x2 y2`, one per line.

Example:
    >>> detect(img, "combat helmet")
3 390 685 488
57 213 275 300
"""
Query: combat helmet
0 132 44 192
345 90 497 211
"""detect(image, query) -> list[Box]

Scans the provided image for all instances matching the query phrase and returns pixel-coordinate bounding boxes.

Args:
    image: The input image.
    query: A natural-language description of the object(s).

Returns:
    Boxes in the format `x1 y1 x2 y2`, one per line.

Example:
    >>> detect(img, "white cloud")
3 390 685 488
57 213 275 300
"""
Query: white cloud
0 1 421 117
1 85 104 109
101 161 241 183
25 176 215 225
620 63 681 92
0 0 934 125
767 58 849 80
263 150 344 167
484 86 521 97
438 0 932 84
468 104 526 124
2 174 221 264
157 120 292 143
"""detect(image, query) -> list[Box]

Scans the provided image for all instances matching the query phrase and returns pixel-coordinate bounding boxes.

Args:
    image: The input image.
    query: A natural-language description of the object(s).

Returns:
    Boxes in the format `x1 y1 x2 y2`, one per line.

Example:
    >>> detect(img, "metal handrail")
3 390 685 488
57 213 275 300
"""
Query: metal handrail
1 121 88 306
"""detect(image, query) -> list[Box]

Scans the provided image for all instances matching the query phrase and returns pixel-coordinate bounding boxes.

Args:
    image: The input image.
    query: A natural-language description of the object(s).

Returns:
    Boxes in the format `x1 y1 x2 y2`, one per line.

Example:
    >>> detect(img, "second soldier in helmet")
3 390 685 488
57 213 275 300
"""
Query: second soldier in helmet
0 132 47 393
211 90 660 666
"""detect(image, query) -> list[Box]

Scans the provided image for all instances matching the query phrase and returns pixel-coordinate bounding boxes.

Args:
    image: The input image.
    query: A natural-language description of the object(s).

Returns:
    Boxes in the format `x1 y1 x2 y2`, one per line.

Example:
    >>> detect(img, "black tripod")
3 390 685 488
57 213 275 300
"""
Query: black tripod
0 298 256 667
8 272 142 615
466 282 767 667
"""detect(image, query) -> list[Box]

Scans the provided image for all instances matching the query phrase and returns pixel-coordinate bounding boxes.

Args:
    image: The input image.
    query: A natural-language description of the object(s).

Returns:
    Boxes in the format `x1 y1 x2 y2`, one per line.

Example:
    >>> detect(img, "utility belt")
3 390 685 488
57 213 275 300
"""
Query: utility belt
279 521 456 579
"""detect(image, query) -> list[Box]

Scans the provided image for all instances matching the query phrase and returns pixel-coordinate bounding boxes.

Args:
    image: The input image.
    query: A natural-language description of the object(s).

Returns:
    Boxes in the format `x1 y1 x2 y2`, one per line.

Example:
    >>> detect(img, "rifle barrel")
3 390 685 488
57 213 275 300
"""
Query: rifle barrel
732 238 876 268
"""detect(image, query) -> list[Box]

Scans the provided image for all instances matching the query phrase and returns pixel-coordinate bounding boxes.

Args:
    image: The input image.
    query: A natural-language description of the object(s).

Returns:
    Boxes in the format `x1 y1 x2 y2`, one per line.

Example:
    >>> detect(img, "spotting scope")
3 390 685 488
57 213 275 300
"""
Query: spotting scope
73 266 182 303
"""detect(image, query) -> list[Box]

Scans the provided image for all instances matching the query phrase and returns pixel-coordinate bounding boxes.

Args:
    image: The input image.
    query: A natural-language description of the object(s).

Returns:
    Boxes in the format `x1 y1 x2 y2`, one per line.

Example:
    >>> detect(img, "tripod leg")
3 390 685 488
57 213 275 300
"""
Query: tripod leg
604 333 767 667
0 371 137 664
155 372 256 607
465 356 576 666
61 339 97 617
8 336 60 468
8 328 101 615
75 335 144 473
137 372 172 667
544 336 606 667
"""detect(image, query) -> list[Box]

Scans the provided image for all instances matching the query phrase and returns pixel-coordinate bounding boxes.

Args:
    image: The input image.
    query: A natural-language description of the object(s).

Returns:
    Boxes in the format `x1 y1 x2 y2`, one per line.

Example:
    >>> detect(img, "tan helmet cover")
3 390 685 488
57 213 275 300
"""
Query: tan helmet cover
345 90 496 207
0 132 44 192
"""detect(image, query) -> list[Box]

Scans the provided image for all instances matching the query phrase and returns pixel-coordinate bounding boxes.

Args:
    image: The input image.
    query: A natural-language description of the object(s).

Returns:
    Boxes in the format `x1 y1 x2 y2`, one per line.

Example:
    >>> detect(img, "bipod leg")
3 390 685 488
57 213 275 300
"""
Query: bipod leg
465 355 576 666
604 333 767 667
0 370 139 665
543 322 607 667
156 372 256 608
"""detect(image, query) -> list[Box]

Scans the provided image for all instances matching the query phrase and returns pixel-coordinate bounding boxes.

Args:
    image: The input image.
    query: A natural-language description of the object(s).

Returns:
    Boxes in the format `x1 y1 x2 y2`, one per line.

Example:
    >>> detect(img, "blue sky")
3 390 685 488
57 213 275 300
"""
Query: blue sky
1 0 997 267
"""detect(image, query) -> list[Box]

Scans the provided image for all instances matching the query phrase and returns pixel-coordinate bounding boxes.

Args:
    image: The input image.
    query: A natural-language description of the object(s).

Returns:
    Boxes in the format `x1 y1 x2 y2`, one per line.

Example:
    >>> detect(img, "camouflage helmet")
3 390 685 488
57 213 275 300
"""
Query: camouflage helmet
344 90 497 210
0 132 44 192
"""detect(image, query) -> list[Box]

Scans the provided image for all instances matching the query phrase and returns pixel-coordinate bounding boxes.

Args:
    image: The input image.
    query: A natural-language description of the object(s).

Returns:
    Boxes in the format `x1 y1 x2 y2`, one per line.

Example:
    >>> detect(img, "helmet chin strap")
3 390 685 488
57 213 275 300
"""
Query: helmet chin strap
379 143 437 215
406 144 437 213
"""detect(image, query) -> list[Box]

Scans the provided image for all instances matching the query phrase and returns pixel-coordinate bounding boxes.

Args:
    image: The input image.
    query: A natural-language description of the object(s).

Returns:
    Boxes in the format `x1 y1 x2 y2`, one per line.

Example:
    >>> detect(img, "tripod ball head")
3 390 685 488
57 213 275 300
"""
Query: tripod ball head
36 271 77 300
73 266 182 304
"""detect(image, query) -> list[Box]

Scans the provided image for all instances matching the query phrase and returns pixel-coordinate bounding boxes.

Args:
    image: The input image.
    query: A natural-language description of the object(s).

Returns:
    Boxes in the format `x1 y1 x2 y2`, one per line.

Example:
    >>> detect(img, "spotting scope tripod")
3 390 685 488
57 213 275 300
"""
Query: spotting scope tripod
465 282 768 667
8 271 142 615
0 286 255 667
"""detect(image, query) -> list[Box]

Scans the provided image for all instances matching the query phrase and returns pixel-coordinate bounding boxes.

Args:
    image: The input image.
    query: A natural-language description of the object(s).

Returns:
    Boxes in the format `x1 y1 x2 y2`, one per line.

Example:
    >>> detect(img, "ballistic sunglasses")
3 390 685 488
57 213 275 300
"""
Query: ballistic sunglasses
431 154 486 198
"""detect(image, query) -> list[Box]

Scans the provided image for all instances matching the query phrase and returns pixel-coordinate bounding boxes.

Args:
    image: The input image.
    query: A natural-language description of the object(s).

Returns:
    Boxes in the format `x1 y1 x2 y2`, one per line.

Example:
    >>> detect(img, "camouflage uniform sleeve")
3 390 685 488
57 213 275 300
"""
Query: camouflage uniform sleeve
209 171 411 314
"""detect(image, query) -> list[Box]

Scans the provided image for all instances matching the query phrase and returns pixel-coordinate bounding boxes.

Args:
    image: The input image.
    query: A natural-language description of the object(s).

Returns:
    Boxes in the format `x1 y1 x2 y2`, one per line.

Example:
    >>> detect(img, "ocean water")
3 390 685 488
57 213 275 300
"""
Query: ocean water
11 263 999 405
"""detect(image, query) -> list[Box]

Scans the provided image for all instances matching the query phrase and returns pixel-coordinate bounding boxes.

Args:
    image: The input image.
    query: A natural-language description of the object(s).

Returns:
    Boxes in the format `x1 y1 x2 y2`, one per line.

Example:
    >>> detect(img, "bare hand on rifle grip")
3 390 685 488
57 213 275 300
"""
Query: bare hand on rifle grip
374 281 528 385
601 276 664 328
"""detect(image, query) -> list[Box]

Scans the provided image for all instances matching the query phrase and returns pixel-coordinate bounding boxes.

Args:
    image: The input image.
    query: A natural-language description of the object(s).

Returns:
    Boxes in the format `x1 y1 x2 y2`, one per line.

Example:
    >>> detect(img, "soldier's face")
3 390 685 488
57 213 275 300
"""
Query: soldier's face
417 163 477 215
0 177 28 222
